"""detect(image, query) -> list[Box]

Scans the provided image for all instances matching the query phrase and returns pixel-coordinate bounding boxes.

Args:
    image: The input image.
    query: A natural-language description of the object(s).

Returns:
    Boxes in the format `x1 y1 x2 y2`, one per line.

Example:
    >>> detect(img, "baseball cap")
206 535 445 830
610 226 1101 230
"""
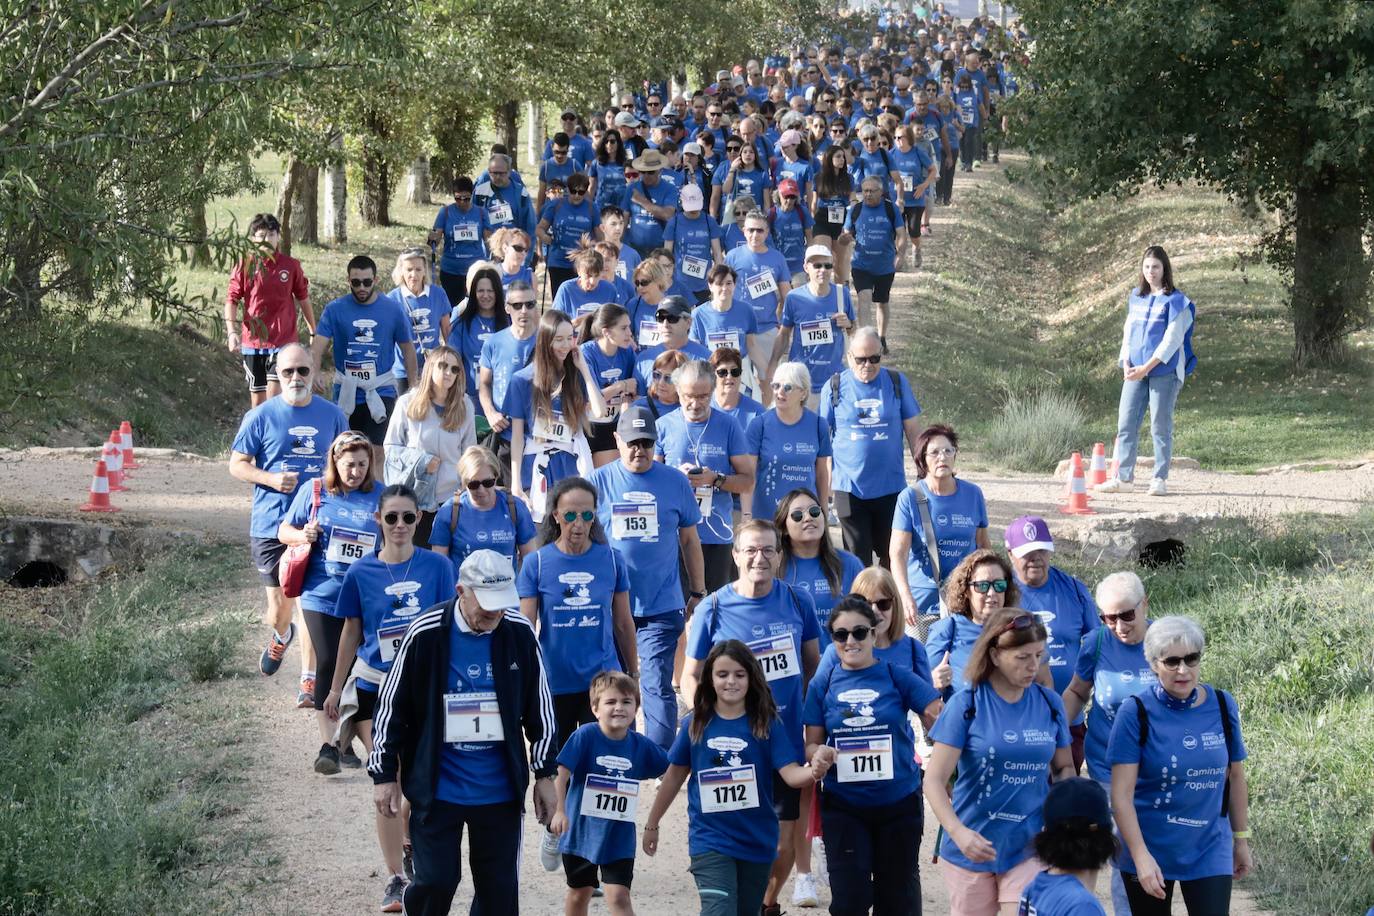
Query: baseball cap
1004 515 1054 557
679 183 704 210
779 129 803 148
656 294 693 318
804 244 832 263
681 141 703 157
459 549 519 610
617 405 658 442
1042 778 1112 833
560 108 578 119
715 69 731 82
778 177 800 197
613 111 641 128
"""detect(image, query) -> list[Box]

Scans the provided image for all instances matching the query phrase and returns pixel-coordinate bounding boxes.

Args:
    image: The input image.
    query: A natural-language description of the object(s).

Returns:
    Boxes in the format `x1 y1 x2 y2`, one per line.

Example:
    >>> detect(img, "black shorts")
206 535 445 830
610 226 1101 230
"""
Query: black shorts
346 397 396 445
812 213 844 238
250 536 287 586
242 350 280 393
564 853 635 889
587 419 618 453
852 268 895 303
772 770 800 821
903 205 925 237
355 685 378 722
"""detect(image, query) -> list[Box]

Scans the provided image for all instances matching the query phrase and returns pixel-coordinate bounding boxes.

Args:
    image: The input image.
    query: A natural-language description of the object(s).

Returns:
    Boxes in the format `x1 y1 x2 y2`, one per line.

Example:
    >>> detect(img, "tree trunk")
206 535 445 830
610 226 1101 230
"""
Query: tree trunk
495 100 519 168
360 108 392 226
297 167 319 245
187 159 212 267
406 157 431 206
274 158 306 255
1291 174 1371 367
324 133 347 244
526 101 542 168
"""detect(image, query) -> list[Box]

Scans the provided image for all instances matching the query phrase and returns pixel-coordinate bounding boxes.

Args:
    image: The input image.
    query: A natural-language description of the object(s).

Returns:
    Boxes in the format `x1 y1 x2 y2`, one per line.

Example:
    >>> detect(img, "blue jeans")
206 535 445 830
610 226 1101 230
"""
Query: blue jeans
1113 373 1182 482
635 610 685 750
1094 778 1131 916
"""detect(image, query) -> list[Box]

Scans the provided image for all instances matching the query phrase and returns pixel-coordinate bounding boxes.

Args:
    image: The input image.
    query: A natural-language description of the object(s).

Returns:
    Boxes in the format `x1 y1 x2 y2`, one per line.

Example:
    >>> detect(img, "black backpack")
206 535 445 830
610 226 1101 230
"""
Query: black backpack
1131 686 1238 816
827 368 902 435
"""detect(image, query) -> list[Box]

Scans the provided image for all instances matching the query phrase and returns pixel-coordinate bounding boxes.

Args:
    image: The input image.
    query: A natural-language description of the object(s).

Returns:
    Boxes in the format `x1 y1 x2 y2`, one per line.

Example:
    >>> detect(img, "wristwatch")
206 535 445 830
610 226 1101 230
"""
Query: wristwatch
689 590 706 600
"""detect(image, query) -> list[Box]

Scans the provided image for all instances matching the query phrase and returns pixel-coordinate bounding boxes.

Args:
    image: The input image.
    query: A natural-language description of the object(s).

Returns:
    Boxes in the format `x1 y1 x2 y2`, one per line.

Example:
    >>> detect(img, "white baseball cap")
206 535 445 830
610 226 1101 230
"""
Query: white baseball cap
459 549 519 610
804 244 833 263
679 183 704 210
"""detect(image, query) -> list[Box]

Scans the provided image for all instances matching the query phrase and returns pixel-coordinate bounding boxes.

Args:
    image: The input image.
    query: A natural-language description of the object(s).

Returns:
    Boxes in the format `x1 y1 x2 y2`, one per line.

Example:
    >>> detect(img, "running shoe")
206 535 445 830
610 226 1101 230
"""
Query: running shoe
1094 477 1131 494
1147 478 1168 496
922 225 932 236
296 675 315 709
972 159 982 169
540 828 561 872
381 875 406 913
760 905 784 916
792 872 819 907
913 247 923 269
339 743 363 769
259 622 296 676
314 742 341 776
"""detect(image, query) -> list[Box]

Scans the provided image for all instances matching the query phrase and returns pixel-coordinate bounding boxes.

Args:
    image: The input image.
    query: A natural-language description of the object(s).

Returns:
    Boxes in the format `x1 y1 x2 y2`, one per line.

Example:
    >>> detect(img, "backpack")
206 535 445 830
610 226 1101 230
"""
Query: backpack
449 487 519 540
827 368 902 434
1130 686 1237 815
962 682 1063 731
846 199 900 237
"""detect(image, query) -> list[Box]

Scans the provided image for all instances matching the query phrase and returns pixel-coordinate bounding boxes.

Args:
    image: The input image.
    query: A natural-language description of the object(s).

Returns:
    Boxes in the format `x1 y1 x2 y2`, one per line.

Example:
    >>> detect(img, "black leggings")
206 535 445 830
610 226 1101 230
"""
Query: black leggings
936 152 956 204
1124 872 1232 916
837 491 899 568
302 609 346 712
821 788 923 916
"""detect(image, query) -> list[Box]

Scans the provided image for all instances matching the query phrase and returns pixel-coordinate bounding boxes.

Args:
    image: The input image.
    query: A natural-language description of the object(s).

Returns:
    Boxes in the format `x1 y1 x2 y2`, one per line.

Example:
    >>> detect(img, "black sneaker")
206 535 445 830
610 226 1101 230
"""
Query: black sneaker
879 336 889 355
314 742 341 775
761 905 784 916
339 743 363 769
381 874 406 913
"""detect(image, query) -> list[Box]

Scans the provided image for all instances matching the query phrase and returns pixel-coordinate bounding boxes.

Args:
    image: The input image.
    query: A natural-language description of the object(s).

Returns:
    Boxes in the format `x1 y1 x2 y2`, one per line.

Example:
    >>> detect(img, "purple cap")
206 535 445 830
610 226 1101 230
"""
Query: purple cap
1004 515 1054 557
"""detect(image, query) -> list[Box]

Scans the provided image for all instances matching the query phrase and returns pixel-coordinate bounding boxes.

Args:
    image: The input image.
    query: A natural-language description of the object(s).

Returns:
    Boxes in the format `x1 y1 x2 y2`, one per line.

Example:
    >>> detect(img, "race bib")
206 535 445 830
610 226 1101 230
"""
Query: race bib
706 330 741 353
638 319 662 348
611 500 659 540
835 735 894 783
746 633 799 682
577 302 601 317
827 204 845 223
444 691 504 743
746 271 777 300
377 622 408 663
344 359 377 382
699 765 759 813
960 109 974 125
901 174 915 193
694 485 714 517
452 222 478 243
533 410 572 444
799 318 834 347
325 526 375 565
579 775 639 822
682 255 709 280
615 260 628 280
489 199 513 224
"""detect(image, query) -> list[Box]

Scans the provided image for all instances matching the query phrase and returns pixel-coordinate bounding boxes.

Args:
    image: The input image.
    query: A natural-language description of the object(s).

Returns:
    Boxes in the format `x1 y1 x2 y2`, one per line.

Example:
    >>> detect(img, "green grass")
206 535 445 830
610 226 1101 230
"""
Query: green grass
894 171 1374 472
0 546 265 915
1052 512 1374 915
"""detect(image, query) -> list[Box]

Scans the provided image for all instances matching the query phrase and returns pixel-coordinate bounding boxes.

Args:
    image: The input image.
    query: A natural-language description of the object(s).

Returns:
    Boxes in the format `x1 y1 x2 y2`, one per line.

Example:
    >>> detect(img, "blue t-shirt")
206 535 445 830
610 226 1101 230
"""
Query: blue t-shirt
1017 871 1106 916
781 284 854 390
724 245 791 334
664 211 722 294
690 300 759 357
1107 687 1246 881
929 683 1071 873
479 328 536 439
500 265 535 291
283 483 381 615
924 613 985 699
429 490 536 572
721 222 746 252
716 393 765 432
954 88 982 128
745 409 833 522
1075 627 1156 782
387 285 451 381
552 279 619 318
633 341 711 393
445 312 500 397
820 369 921 499
1017 568 1100 719
844 200 900 275
588 460 701 618
818 633 934 688
891 479 988 612
655 409 748 546
622 179 679 253
335 548 456 683
715 164 771 216
580 340 637 409
437 621 515 805
538 156 583 189
231 396 347 537
688 581 821 750
775 158 814 199
317 294 414 403
612 245 642 284
889 144 935 208
769 207 814 275
779 551 865 630
517 542 630 695
803 660 940 806
668 711 804 863
432 203 486 275
557 723 669 863
589 161 628 211
506 363 587 490
540 198 601 269
851 149 896 201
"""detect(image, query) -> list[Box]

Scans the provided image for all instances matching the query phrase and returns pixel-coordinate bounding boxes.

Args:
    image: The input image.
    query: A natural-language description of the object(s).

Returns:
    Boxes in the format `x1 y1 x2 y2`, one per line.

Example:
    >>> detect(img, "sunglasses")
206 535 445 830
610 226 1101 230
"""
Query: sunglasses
994 613 1036 639
349 277 374 288
868 597 894 613
715 366 743 378
726 145 742 152
1158 652 1202 669
453 194 472 202
1100 607 1138 625
810 262 834 270
508 300 536 310
852 354 881 365
634 278 655 287
279 366 311 377
651 370 672 382
561 510 596 522
789 505 823 521
625 439 654 451
830 625 873 643
383 511 418 526
771 382 797 393
465 477 496 491
971 578 1009 595
656 312 685 323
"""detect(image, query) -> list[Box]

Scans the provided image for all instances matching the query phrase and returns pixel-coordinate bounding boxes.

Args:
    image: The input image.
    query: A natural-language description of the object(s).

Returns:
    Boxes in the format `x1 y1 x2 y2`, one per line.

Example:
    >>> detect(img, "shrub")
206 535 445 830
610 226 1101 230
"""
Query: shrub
983 387 1089 471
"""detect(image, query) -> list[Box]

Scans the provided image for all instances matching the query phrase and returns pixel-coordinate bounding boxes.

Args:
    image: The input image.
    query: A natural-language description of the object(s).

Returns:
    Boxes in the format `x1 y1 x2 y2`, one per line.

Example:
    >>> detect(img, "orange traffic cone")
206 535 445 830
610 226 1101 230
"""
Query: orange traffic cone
1089 442 1108 487
120 420 141 470
80 459 120 512
1060 451 1094 515
104 432 126 491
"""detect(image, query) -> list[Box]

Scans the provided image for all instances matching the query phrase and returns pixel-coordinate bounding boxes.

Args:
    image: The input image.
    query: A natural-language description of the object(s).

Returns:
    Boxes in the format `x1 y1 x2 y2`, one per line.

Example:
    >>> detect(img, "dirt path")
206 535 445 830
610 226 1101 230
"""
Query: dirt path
0 165 1301 915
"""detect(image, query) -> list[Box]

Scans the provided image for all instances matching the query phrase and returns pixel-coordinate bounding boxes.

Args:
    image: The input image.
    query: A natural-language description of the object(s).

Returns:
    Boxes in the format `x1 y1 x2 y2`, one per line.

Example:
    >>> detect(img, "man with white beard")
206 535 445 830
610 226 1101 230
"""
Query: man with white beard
230 343 349 698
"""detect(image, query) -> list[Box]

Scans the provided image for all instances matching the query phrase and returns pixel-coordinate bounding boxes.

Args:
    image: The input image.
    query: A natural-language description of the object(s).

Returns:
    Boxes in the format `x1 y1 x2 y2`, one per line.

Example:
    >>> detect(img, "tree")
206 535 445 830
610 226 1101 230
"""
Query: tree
1009 0 1374 367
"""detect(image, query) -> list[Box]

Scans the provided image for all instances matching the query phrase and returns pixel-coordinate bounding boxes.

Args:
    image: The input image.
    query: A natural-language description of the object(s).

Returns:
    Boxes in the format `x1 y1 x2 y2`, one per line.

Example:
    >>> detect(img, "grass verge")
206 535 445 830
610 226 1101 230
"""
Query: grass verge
1054 510 1374 915
0 545 267 915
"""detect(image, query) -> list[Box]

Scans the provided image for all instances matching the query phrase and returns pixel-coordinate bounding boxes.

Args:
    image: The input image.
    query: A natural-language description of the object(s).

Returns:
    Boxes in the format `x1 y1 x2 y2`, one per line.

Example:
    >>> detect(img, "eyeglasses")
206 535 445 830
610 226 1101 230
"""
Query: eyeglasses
831 625 873 643
553 148 569 156
279 366 311 377
488 171 509 179
620 104 635 110
1100 607 1138 625
715 366 743 378
852 354 881 365
1158 652 1202 670
508 299 536 310
625 439 654 451
383 511 419 526
707 110 722 117
349 277 374 288
926 446 957 457
655 312 685 323
738 546 778 558
509 244 529 253
830 128 847 135
465 477 497 491
561 510 596 522
789 505 823 521
771 382 797 393
651 370 672 382
970 578 1009 595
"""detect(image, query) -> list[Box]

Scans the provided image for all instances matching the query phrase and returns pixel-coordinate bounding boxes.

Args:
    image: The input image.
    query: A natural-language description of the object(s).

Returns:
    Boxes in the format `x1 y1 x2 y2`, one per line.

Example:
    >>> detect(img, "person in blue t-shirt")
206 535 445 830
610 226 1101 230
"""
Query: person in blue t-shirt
768 180 814 280
710 346 765 439
644 640 824 916
804 597 943 914
1096 246 1196 498
1108 615 1251 916
770 245 855 397
926 549 1020 701
745 362 833 523
444 264 509 399
577 303 639 465
548 672 668 915
953 72 986 172
493 227 535 291
925 610 1075 911
537 132 585 210
386 248 451 389
690 266 760 372
891 423 990 619
589 133 629 213
325 483 456 910
475 153 536 262
1017 779 1116 916
724 211 793 395
278 430 381 773
551 248 620 320
632 295 711 393
1005 515 1101 768
311 255 417 451
681 520 823 916
891 124 938 269
549 111 595 168
589 406 706 751
711 140 773 223
775 488 864 630
539 175 601 296
427 177 486 307
841 177 907 348
621 150 679 255
476 277 537 436
663 182 724 302
229 343 349 693
430 445 536 573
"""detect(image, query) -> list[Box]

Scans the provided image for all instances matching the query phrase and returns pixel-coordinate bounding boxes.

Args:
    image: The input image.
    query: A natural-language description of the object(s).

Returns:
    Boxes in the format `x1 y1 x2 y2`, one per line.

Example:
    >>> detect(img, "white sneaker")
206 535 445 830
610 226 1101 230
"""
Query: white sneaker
1147 478 1168 496
811 836 830 887
539 828 561 872
792 872 820 907
1094 477 1131 493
